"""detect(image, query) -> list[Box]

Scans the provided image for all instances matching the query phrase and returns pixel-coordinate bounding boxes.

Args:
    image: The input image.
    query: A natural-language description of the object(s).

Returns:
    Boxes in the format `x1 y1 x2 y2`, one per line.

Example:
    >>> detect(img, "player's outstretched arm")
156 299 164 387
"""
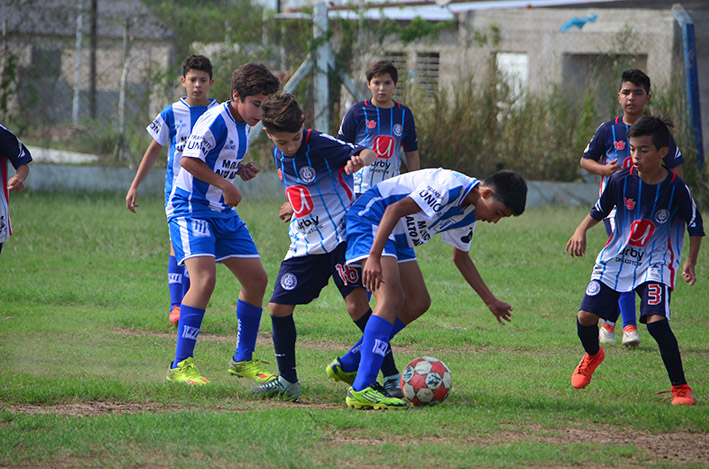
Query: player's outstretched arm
565 215 599 258
181 156 242 207
682 235 702 286
452 247 512 325
344 149 376 175
126 139 163 212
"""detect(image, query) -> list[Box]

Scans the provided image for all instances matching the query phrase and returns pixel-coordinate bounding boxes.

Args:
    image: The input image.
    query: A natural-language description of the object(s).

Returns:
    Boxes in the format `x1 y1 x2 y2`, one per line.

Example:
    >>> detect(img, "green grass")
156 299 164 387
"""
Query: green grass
1 192 708 468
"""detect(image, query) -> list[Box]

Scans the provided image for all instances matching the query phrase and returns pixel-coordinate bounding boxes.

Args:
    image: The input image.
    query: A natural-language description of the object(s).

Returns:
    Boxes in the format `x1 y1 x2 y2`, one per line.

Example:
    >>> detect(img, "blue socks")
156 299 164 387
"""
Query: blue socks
167 255 184 309
233 299 263 362
618 291 636 328
352 315 394 391
647 319 686 386
173 305 205 367
341 318 405 375
271 314 298 383
577 319 600 356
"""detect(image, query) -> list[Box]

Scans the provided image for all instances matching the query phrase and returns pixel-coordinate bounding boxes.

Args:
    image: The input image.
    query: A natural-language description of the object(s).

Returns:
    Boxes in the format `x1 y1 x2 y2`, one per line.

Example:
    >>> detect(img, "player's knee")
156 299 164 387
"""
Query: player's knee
577 309 598 326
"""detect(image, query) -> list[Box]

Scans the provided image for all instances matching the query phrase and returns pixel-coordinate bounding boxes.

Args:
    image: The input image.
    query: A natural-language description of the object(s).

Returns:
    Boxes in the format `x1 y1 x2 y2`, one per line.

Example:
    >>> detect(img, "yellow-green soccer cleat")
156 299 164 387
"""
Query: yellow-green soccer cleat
325 357 357 385
346 385 409 410
228 358 277 384
166 357 209 385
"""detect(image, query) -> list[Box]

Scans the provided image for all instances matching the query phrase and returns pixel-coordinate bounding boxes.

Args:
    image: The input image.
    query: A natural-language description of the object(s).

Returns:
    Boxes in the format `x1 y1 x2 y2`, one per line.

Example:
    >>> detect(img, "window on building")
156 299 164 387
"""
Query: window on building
386 51 409 100
415 52 439 98
496 52 528 102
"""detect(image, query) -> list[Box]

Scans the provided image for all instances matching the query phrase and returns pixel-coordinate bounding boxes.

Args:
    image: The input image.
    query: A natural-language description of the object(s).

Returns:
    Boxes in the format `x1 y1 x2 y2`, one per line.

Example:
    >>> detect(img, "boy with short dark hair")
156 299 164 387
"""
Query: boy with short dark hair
164 63 281 386
331 59 420 396
566 115 703 405
249 92 376 401
580 69 684 347
334 168 527 409
0 125 32 254
126 54 217 326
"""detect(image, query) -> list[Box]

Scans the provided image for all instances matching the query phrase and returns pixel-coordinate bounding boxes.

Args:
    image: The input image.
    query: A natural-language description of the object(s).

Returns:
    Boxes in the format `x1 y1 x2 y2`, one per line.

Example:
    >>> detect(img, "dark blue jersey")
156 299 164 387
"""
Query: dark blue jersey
338 100 418 193
582 115 684 196
273 129 366 259
1 125 32 242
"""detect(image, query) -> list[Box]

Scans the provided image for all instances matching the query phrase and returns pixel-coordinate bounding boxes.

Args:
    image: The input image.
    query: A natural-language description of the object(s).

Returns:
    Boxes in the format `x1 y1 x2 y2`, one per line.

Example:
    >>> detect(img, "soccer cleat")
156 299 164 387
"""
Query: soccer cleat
571 347 605 389
228 359 277 384
598 323 616 344
383 373 404 398
250 376 300 401
346 385 409 410
657 384 695 405
169 305 181 326
166 357 209 385
325 357 357 385
622 324 640 348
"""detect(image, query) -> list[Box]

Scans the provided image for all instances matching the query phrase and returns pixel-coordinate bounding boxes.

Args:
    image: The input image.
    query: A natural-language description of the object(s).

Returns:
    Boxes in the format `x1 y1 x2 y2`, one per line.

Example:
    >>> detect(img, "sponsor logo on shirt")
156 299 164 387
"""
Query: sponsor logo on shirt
405 215 431 245
366 120 376 129
286 185 314 218
373 135 395 159
624 197 636 210
614 140 626 150
418 186 444 212
215 159 240 180
628 219 655 247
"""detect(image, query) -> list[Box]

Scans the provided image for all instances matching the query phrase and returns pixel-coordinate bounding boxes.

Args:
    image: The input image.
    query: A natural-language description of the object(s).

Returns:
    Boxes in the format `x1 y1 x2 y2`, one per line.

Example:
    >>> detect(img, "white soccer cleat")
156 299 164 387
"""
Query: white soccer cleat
598 325 616 344
622 326 640 348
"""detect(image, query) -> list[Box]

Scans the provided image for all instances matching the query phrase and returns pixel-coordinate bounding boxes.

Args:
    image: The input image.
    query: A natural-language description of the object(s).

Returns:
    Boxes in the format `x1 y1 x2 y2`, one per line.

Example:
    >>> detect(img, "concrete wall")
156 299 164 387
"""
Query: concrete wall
10 163 600 209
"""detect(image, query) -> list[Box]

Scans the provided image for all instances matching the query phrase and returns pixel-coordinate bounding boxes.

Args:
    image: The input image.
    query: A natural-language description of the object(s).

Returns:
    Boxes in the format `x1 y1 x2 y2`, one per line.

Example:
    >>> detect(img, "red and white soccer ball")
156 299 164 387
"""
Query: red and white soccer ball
400 356 452 406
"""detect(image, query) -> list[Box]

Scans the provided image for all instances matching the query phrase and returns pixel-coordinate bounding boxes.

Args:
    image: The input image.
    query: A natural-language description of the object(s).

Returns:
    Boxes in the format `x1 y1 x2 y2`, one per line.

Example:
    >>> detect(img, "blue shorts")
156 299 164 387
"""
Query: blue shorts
345 217 416 266
169 214 259 265
580 280 672 323
270 243 363 304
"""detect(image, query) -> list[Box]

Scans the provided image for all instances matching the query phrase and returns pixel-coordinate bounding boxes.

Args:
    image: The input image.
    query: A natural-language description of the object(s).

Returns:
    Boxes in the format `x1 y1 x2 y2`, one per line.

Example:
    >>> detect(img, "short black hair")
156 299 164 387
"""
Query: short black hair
484 170 527 216
627 115 673 150
261 93 304 133
366 60 398 84
620 69 651 94
182 54 213 79
231 63 280 99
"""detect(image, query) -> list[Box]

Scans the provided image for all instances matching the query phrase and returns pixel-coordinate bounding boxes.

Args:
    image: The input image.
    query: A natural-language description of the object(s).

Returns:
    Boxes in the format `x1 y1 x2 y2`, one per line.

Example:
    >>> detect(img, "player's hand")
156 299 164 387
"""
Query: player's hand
682 261 697 286
565 231 586 257
8 175 25 193
362 256 384 291
126 188 139 213
603 159 622 177
238 162 260 181
279 201 294 223
344 155 366 175
222 183 242 207
487 299 512 325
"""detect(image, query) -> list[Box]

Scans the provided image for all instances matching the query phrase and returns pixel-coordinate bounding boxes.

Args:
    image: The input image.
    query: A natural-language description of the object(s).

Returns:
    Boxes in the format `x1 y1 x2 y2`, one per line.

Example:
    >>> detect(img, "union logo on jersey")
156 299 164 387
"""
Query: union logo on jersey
585 280 601 296
628 219 656 247
614 140 626 150
624 197 636 210
298 165 317 183
280 273 297 290
393 123 403 137
366 120 377 129
286 185 314 218
373 135 396 159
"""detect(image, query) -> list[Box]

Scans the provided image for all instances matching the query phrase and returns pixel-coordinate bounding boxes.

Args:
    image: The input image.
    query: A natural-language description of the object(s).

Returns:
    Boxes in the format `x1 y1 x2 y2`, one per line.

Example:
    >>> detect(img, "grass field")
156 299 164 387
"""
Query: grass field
1 192 708 468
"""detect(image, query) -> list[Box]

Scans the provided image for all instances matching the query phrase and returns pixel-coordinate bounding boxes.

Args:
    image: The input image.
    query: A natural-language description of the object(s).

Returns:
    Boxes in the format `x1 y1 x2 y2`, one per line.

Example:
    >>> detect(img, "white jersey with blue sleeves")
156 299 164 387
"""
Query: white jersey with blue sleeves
147 97 217 204
274 129 366 259
167 102 250 220
589 167 704 291
355 168 479 251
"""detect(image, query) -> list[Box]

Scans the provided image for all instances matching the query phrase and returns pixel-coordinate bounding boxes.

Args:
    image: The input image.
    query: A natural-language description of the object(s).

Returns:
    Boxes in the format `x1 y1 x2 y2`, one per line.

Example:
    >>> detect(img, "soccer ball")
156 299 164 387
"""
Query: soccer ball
400 356 452 405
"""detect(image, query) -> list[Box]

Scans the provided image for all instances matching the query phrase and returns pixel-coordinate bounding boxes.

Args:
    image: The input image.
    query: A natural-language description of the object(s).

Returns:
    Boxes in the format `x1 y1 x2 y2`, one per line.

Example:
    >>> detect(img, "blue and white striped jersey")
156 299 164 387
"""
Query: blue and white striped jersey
147 97 218 205
273 129 366 259
167 102 250 220
589 167 704 291
353 168 480 251
338 100 418 194
582 115 684 197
